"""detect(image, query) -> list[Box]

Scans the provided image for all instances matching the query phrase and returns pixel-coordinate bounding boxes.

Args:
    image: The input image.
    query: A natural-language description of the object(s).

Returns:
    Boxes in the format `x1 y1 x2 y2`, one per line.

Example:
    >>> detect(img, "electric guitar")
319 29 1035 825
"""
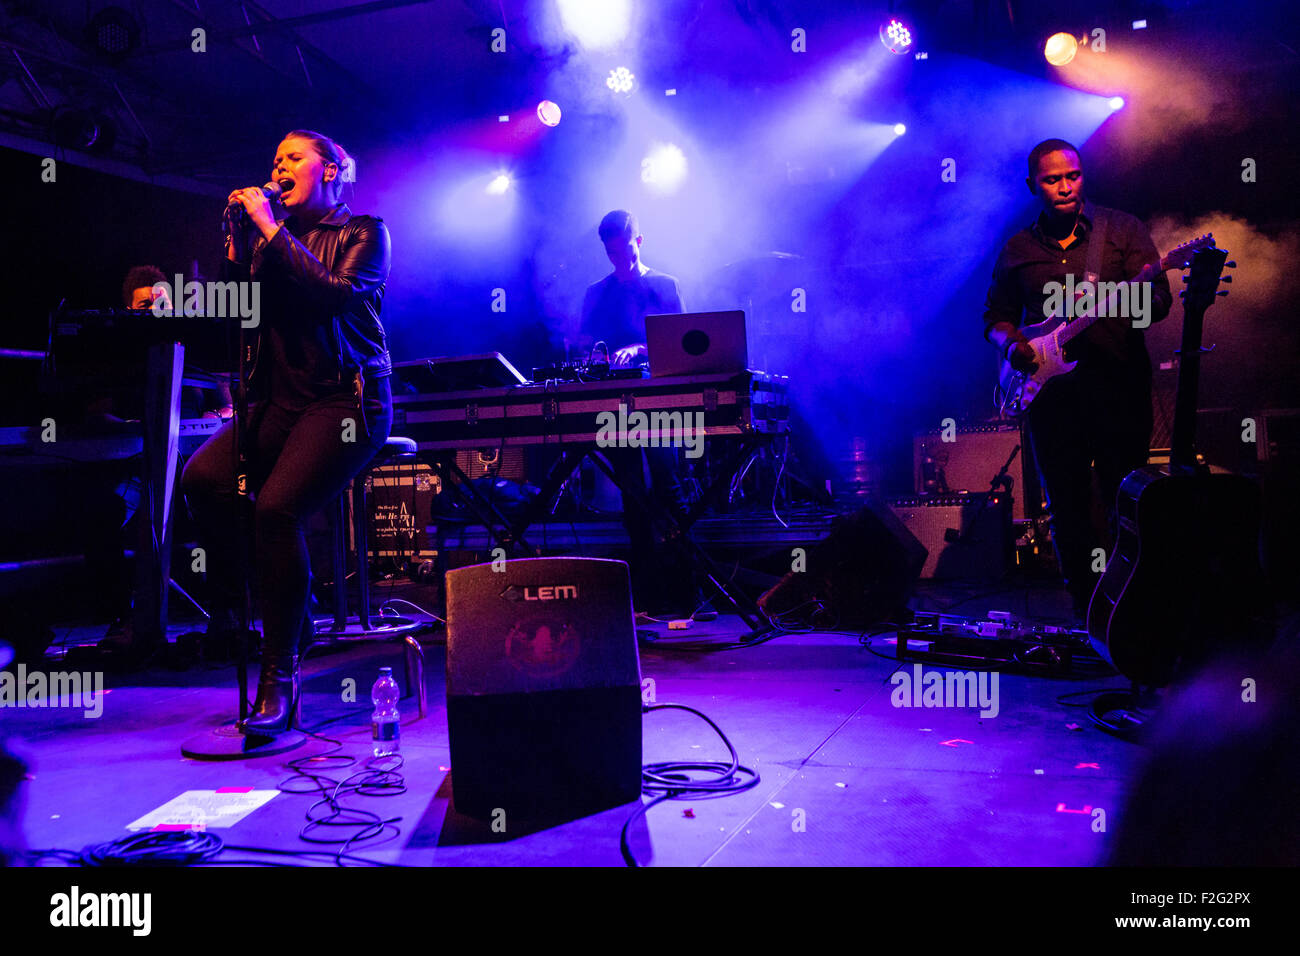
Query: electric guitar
997 234 1217 417
1086 243 1271 686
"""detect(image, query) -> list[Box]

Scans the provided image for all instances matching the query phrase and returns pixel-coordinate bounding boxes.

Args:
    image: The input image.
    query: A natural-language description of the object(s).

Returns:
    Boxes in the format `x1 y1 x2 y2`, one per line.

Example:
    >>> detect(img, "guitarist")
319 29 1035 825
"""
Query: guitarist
982 139 1173 620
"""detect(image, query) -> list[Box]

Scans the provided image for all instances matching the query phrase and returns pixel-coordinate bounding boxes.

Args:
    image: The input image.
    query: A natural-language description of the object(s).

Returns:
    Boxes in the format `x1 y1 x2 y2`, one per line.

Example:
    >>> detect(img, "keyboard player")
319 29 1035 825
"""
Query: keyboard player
579 210 700 617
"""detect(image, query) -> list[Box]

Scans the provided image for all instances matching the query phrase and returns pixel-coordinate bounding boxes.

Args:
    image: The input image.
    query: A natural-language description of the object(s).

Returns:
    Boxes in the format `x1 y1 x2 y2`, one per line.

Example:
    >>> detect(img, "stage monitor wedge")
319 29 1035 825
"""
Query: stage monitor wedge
445 557 643 821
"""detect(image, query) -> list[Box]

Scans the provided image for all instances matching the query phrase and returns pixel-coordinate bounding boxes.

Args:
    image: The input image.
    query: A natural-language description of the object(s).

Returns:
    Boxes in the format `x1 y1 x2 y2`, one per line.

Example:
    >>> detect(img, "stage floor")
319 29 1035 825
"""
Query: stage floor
10 587 1148 867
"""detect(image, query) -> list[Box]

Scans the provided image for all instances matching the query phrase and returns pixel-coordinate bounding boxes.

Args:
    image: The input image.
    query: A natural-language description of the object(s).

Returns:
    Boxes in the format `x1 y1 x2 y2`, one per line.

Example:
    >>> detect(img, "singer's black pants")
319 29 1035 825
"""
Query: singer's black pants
1026 363 1152 617
180 378 392 652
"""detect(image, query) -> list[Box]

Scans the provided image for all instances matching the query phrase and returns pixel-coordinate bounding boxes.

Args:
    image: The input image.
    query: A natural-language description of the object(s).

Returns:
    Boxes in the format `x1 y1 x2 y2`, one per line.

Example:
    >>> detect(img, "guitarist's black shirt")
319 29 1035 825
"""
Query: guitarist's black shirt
982 201 1172 375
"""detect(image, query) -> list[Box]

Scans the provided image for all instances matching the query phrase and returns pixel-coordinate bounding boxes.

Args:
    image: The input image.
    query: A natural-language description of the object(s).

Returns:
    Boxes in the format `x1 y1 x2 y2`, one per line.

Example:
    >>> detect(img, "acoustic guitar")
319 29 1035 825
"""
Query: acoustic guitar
1086 243 1271 686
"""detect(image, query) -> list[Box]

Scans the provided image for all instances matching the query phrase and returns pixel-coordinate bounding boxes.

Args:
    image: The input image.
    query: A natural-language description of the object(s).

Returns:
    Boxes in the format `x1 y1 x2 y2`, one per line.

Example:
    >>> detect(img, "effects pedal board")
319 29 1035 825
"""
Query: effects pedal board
894 610 1096 674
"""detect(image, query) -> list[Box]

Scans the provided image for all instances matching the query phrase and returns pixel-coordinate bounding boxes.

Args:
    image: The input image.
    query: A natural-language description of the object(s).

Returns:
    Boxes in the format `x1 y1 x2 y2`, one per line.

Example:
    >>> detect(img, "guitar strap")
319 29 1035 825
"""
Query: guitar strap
1084 208 1108 284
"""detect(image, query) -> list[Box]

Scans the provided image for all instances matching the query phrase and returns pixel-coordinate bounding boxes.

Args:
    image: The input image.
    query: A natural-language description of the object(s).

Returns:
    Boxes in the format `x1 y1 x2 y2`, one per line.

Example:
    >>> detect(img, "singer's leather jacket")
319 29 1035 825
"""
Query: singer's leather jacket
223 202 392 401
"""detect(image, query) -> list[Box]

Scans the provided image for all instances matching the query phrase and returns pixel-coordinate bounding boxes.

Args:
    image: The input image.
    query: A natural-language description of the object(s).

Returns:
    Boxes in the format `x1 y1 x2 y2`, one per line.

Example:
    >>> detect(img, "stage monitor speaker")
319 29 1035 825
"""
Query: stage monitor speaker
445 556 643 821
757 497 928 627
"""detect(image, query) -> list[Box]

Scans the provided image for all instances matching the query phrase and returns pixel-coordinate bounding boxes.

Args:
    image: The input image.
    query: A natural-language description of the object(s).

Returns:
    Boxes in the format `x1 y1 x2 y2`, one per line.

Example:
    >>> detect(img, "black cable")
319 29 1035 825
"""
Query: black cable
274 741 410 866
1056 686 1137 707
78 830 224 866
620 702 760 867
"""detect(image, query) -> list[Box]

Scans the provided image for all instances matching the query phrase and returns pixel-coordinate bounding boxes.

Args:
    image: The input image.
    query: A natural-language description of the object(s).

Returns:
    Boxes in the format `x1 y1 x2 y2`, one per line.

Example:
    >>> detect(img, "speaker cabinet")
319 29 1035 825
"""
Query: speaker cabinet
914 422 1035 520
757 498 928 627
888 493 1012 580
445 557 643 821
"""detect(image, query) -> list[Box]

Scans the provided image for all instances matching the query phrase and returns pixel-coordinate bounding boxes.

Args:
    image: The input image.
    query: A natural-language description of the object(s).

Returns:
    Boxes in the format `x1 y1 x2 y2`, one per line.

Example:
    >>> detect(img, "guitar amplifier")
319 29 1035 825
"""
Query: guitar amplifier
887 493 1013 580
913 422 1035 521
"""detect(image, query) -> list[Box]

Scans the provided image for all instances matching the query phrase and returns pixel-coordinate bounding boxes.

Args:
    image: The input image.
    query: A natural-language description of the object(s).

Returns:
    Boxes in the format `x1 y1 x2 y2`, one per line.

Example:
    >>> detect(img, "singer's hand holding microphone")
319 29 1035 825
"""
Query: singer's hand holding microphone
225 182 282 261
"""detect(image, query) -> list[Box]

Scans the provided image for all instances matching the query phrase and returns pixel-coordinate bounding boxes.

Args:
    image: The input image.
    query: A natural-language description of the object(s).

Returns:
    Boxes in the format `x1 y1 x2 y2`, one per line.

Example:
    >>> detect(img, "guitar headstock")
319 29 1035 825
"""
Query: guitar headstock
1161 233 1216 272
1180 244 1233 315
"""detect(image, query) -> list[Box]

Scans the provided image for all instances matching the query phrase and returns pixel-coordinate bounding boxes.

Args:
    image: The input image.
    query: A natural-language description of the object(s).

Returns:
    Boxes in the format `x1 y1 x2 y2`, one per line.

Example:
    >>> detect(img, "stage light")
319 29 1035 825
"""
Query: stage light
893 123 907 136
52 106 115 153
1108 96 1125 110
1044 32 1078 66
537 100 562 127
606 67 636 94
641 143 687 194
879 17 914 55
486 173 512 195
557 0 630 50
85 5 140 61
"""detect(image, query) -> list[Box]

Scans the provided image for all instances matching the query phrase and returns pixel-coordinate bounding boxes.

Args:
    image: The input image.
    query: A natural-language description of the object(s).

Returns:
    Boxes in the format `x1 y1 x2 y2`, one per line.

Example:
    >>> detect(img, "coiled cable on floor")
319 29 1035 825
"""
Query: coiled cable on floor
620 702 760 867
79 830 224 866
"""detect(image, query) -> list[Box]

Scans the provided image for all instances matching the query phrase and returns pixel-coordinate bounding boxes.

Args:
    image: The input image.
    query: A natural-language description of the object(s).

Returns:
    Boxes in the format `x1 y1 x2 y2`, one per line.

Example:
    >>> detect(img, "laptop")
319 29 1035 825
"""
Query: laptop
644 310 748 377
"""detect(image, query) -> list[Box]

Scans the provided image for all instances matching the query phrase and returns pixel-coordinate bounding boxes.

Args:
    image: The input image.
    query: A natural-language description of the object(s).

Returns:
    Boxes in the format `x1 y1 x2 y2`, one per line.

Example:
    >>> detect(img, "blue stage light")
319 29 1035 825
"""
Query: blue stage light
641 143 687 194
879 17 914 55
557 0 630 50
606 67 636 94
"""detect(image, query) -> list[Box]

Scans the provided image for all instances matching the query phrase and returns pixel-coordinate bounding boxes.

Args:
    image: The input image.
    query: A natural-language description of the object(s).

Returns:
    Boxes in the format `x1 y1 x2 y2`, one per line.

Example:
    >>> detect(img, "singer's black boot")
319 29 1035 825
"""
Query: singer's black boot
239 643 299 736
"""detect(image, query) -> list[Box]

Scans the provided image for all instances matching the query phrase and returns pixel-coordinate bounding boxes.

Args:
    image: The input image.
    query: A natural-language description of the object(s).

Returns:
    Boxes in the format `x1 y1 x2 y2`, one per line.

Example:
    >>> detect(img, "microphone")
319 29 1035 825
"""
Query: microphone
226 181 283 212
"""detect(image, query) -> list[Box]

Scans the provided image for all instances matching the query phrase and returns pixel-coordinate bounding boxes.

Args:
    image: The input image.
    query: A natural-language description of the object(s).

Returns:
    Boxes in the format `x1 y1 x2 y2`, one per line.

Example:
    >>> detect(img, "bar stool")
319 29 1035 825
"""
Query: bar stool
303 435 428 718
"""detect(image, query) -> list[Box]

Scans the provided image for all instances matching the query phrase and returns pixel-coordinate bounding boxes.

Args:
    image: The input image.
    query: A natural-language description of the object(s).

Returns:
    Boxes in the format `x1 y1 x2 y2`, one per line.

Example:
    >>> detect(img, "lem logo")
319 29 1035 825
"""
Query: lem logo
501 584 579 602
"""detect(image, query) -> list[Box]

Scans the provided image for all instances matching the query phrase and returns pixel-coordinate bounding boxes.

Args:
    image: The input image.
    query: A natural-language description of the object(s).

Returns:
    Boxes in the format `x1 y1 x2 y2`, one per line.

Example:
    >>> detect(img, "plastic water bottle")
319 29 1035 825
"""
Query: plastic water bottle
371 666 400 757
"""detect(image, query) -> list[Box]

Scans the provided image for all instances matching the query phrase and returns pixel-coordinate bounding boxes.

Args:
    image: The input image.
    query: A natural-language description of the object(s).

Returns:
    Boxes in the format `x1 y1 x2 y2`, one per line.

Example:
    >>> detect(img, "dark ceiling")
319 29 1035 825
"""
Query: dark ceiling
1 0 1295 196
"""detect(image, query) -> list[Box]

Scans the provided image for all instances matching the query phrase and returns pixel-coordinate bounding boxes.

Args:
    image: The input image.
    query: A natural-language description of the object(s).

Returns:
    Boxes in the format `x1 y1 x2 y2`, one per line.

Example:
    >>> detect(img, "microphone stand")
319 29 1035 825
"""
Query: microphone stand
183 205 304 759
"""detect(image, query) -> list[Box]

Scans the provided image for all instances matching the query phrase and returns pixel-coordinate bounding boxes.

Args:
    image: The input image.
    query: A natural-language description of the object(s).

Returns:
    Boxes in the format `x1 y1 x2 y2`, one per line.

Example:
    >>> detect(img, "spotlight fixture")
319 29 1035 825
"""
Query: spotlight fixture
51 106 115 153
537 100 562 127
85 5 140 61
1044 32 1078 66
486 173 512 195
1108 96 1125 110
606 67 636 94
893 123 907 136
879 17 914 55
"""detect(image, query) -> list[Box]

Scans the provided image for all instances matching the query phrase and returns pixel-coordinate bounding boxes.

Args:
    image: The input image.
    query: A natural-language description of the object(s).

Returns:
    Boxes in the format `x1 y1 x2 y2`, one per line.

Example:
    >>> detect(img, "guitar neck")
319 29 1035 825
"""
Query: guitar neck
1055 242 1201 346
1170 302 1208 470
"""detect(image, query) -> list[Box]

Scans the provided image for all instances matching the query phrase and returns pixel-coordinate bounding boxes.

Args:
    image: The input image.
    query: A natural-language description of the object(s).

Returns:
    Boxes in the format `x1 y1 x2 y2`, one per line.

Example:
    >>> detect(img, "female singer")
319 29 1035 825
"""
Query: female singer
181 130 393 735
